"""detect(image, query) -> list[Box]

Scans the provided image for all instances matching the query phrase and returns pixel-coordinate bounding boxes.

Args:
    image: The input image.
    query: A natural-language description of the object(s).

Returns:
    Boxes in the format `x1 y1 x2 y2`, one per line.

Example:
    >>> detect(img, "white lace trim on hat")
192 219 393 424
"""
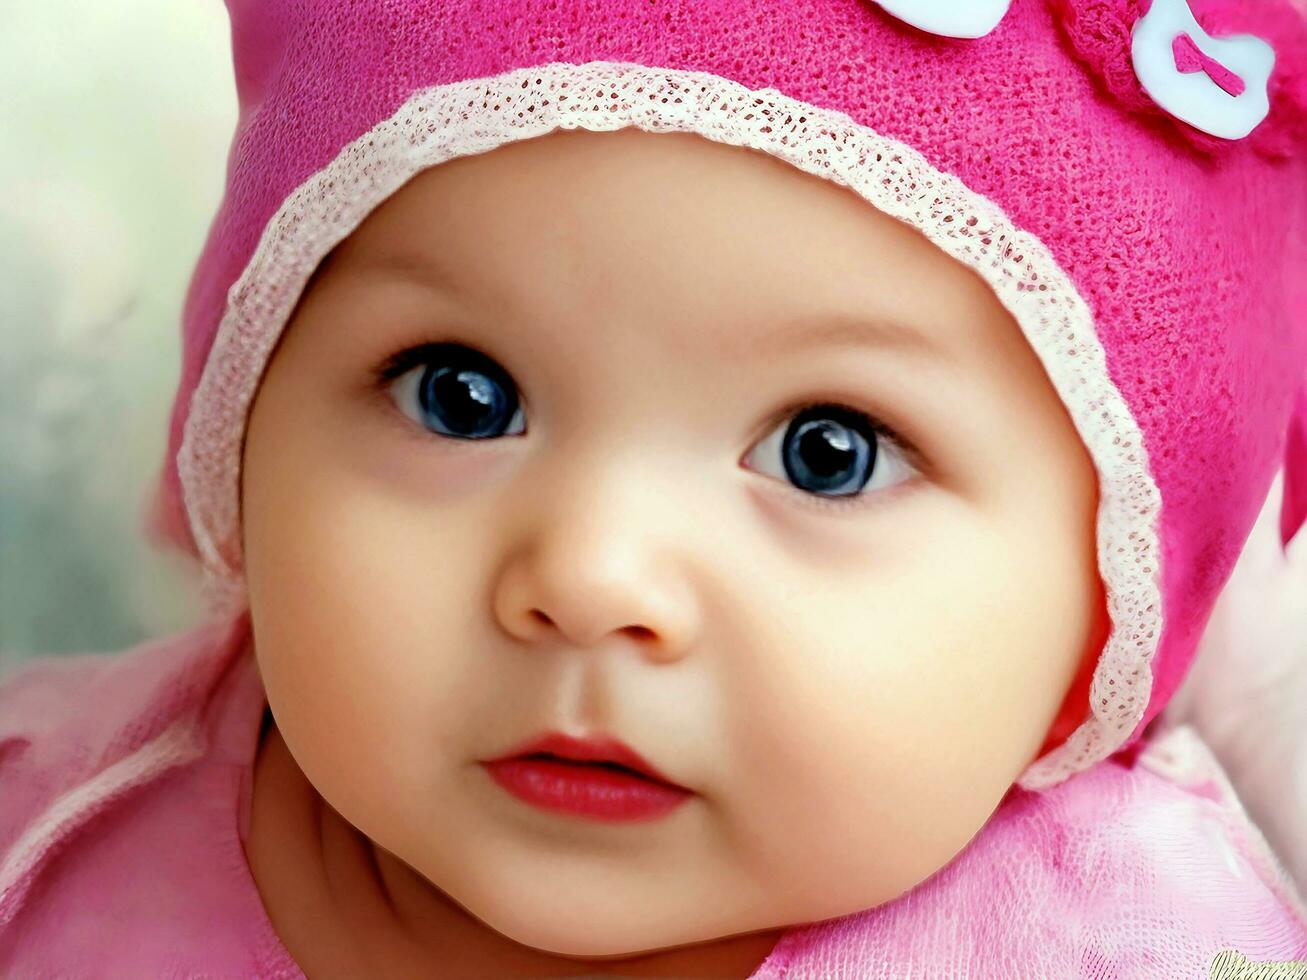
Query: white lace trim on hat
178 60 1165 791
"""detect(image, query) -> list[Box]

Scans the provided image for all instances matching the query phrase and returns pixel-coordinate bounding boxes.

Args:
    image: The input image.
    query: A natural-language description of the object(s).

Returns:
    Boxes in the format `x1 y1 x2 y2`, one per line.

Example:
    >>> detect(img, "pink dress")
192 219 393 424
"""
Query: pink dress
2 613 1305 977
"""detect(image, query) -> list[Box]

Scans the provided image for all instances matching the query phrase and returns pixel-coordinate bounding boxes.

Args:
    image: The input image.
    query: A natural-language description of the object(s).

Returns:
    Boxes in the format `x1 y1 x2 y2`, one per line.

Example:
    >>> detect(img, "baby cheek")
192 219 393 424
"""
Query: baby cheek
271 457 487 639
256 591 473 862
251 495 479 802
719 583 1033 918
722 679 959 920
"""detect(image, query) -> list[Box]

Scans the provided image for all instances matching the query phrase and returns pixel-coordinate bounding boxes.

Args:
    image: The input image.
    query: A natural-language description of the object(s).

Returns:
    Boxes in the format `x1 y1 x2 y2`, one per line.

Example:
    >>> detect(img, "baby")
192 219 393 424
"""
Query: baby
3 0 1307 977
238 125 1107 977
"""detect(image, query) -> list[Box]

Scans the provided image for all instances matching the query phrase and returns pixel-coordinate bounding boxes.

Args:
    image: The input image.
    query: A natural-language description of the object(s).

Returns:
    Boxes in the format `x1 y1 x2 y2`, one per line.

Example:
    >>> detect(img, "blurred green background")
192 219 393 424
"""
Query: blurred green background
1 3 236 668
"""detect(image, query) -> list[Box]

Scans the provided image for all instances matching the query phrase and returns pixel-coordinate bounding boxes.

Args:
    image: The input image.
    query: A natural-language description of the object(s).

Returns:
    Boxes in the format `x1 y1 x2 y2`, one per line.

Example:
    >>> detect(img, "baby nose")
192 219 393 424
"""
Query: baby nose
489 476 703 662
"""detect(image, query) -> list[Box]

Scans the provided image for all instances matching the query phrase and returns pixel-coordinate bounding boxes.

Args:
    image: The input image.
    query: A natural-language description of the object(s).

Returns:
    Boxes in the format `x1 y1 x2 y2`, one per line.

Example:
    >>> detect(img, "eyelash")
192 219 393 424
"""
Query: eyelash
371 342 925 514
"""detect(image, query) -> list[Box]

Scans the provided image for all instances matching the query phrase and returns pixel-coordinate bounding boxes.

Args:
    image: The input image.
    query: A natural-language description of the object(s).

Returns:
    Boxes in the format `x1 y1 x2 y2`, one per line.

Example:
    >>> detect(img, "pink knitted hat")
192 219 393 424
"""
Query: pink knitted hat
145 0 1307 791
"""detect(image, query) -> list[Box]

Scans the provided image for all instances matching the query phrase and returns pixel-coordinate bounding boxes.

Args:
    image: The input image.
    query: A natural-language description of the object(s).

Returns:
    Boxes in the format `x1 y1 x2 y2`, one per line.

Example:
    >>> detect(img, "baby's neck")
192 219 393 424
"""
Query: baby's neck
243 712 784 978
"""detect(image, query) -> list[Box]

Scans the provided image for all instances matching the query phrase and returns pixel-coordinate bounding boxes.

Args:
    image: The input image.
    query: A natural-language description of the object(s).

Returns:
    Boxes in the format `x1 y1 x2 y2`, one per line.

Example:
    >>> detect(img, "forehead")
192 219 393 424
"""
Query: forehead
322 127 1011 366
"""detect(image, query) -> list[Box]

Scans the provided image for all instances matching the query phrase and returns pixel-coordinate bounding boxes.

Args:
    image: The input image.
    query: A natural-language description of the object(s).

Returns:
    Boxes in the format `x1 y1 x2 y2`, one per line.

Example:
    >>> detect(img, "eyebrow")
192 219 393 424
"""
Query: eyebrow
728 311 944 361
345 252 942 362
333 249 466 296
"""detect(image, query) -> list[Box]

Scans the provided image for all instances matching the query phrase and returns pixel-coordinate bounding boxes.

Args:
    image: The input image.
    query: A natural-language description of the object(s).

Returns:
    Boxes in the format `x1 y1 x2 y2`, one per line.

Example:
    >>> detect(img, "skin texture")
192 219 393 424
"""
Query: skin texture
240 126 1110 978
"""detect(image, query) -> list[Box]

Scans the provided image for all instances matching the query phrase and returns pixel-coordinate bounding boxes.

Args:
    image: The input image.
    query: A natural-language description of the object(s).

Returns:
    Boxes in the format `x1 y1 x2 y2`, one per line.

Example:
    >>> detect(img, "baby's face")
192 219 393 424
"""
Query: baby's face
241 127 1106 957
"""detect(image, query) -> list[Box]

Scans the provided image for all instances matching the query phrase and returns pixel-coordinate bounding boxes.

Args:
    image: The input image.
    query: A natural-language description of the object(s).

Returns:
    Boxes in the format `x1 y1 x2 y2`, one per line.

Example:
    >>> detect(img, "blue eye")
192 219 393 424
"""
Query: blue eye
386 343 525 439
742 402 917 509
378 343 919 510
784 406 876 496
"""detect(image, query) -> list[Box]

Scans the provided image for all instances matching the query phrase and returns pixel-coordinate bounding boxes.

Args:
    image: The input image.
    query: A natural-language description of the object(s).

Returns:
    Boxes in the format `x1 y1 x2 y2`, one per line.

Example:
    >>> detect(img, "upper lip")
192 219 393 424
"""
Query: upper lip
484 731 686 789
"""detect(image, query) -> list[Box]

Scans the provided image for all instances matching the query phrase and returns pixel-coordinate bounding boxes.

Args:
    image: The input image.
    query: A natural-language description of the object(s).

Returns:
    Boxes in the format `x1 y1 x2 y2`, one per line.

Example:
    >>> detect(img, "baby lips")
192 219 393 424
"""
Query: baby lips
1131 0 1275 139
872 0 1012 39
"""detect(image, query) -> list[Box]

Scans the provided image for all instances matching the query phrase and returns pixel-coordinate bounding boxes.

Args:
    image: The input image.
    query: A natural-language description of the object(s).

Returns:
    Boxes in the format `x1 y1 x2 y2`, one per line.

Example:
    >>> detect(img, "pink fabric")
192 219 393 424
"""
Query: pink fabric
1 619 1304 974
143 0 1307 764
0 617 298 975
1050 0 1307 156
1172 33 1247 95
1284 386 1307 553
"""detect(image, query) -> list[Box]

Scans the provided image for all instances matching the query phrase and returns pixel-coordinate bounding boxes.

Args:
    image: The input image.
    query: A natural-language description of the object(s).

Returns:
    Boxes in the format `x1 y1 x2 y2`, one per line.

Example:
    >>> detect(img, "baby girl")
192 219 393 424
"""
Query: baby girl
4 0 1307 977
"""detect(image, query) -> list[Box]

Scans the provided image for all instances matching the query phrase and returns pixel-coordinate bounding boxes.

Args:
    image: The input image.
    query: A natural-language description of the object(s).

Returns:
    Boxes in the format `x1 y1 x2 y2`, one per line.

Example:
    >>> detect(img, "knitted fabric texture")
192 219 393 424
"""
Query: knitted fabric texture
143 0 1307 790
1050 0 1307 156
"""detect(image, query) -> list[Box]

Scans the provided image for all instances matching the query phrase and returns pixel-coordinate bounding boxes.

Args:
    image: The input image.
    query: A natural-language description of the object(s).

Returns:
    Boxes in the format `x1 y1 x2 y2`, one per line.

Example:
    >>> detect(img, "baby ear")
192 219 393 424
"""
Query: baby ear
1049 0 1307 158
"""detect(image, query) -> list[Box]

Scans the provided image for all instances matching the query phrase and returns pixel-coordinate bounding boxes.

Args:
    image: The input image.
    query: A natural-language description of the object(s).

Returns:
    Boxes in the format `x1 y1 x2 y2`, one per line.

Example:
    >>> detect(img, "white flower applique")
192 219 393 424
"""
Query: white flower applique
872 0 1012 39
1131 0 1275 140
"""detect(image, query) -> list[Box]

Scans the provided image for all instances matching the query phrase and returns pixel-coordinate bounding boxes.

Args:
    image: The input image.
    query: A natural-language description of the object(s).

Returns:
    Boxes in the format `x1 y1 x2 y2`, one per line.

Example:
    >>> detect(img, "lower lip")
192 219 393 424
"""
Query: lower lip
480 757 692 822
